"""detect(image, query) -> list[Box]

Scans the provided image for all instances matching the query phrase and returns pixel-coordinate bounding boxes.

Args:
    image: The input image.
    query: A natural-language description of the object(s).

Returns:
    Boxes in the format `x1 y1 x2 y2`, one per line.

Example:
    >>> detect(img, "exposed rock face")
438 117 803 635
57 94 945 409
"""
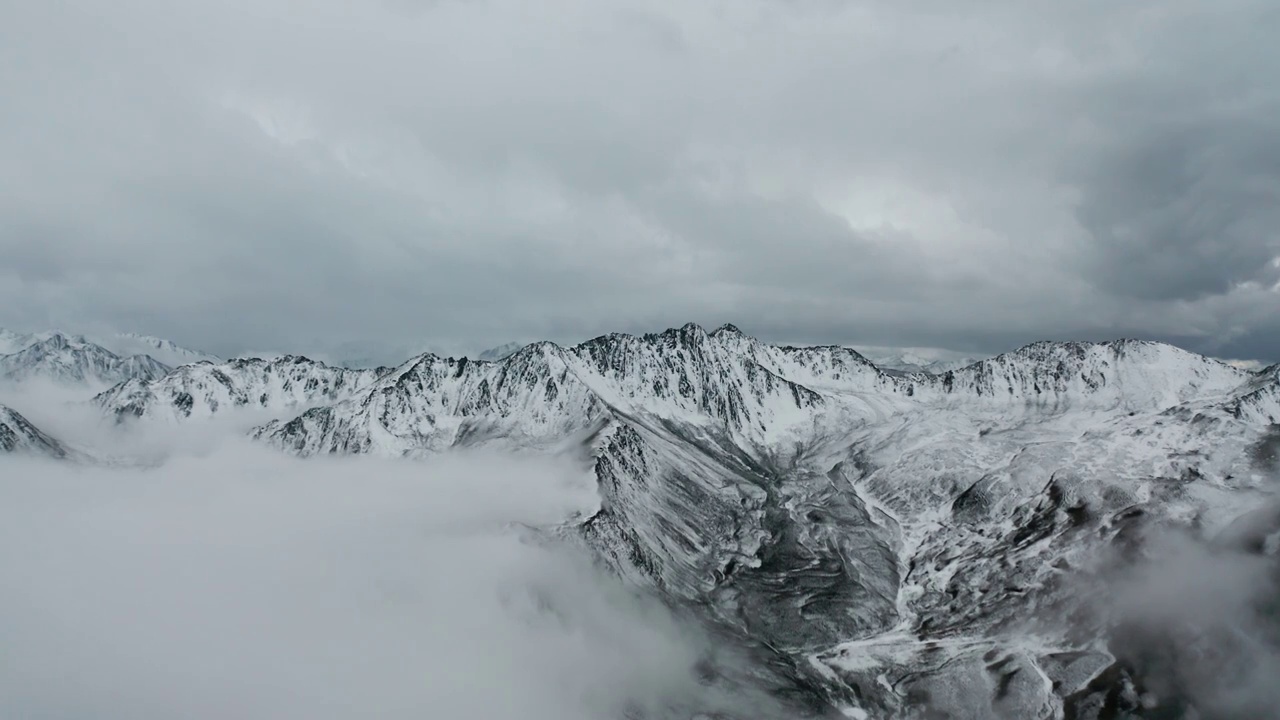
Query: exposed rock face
0 404 68 459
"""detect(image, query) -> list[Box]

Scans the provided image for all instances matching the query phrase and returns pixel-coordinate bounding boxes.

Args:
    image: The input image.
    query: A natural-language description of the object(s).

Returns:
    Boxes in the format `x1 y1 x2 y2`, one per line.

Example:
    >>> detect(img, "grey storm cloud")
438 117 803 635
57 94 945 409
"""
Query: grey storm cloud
0 0 1277 362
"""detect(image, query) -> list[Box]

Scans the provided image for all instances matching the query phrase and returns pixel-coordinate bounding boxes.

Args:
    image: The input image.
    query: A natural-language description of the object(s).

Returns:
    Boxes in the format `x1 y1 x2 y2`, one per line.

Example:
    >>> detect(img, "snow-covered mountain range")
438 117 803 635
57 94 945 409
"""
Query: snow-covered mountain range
0 333 172 388
93 355 390 423
0 328 221 391
8 322 1280 718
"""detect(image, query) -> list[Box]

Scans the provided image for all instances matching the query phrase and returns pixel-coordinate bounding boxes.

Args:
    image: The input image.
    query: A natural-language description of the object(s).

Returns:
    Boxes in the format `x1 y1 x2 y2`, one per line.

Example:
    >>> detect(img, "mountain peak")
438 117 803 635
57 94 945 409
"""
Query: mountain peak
37 332 73 350
678 321 708 335
647 322 711 346
1 334 170 388
0 404 69 458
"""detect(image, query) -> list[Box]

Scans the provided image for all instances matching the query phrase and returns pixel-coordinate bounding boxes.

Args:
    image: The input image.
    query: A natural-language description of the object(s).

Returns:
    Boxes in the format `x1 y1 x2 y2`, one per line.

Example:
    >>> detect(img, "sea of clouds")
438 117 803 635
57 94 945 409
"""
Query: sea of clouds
0 391 796 720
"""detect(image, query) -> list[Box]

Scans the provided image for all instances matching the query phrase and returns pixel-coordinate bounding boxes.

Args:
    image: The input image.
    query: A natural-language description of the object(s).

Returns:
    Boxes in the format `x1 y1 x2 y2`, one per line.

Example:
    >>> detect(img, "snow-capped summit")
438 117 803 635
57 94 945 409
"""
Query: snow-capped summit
0 333 171 389
0 403 68 458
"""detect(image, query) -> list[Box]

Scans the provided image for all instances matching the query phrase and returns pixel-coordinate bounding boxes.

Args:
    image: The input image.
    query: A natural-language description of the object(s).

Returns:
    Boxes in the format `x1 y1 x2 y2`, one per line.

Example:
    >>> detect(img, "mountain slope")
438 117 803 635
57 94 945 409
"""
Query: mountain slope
0 333 171 388
0 404 68 458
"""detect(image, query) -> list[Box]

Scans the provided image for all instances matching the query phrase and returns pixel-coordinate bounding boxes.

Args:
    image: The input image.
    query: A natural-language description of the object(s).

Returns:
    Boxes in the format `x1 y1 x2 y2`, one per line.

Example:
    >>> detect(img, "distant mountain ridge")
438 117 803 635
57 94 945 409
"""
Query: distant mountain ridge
95 324 1265 443
94 355 390 423
105 332 220 366
248 327 1257 458
0 328 222 391
851 344 983 374
0 333 171 388
0 328 217 365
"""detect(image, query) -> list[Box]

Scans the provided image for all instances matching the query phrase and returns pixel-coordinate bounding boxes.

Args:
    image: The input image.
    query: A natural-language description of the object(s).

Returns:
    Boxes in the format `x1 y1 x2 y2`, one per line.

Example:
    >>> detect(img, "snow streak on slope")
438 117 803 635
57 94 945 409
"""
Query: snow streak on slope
0 333 171 389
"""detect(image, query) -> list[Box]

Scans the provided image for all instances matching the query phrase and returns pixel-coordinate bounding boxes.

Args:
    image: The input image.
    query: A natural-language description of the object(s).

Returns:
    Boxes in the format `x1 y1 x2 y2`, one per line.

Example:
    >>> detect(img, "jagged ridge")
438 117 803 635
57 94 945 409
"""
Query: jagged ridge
251 328 1263 459
255 323 896 457
94 355 388 422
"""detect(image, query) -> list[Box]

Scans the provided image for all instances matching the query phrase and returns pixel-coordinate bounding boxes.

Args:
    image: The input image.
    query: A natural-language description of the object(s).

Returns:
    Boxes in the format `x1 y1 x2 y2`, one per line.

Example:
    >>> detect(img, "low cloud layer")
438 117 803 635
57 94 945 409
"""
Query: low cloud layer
1 0 1277 361
0 444 787 719
1102 517 1280 719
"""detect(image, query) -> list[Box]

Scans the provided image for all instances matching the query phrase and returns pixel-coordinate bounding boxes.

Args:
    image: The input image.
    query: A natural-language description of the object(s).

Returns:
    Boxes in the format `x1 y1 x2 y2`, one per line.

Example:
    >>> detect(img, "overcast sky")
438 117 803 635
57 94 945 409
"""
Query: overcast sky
2 0 1277 362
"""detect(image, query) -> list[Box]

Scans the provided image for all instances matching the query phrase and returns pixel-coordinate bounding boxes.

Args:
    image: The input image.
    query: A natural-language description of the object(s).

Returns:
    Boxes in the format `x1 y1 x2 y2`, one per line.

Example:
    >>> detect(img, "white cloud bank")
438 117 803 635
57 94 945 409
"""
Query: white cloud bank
0 443 770 719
